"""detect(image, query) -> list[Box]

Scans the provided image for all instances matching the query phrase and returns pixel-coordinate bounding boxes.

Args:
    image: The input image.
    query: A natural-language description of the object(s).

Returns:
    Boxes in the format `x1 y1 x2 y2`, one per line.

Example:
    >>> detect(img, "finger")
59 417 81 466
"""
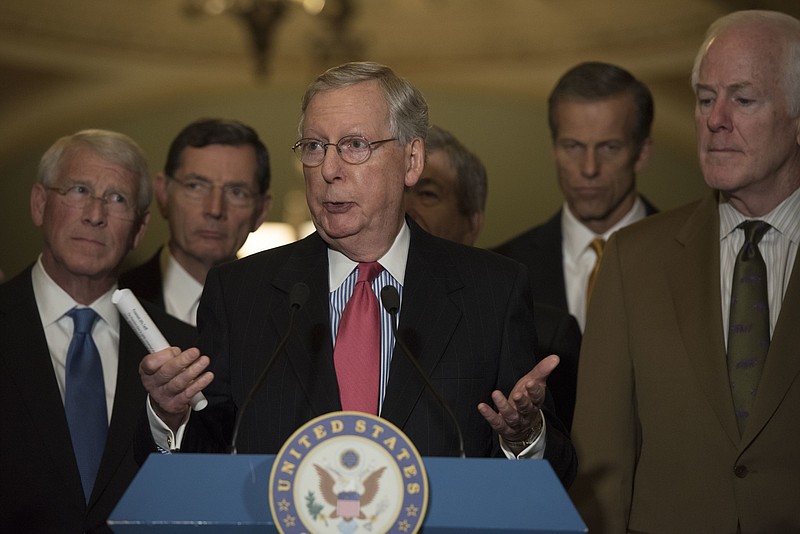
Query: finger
139 346 181 376
477 402 507 433
164 354 210 394
529 354 560 381
491 390 527 429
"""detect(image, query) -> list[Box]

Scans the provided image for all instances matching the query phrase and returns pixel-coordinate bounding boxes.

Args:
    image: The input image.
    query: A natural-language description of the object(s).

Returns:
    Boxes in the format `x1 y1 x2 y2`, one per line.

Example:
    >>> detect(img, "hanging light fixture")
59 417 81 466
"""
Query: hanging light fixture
183 0 359 78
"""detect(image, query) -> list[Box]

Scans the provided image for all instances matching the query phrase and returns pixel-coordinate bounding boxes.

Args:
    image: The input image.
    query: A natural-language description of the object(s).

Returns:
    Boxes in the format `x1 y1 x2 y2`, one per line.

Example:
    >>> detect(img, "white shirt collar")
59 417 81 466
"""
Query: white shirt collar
718 186 800 244
328 221 410 290
561 196 647 260
31 255 120 331
160 246 203 326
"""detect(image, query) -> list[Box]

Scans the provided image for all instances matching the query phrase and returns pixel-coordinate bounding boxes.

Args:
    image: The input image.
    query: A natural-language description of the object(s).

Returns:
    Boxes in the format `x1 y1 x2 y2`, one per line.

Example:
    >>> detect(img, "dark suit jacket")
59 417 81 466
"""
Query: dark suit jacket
533 302 581 431
177 219 576 485
493 196 659 313
570 193 800 532
493 196 657 431
119 249 165 311
0 266 196 533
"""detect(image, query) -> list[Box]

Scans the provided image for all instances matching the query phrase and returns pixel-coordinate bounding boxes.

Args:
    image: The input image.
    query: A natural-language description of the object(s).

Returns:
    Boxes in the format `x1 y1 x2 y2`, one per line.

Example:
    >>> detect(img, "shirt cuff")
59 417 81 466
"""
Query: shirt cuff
500 411 547 459
147 395 190 452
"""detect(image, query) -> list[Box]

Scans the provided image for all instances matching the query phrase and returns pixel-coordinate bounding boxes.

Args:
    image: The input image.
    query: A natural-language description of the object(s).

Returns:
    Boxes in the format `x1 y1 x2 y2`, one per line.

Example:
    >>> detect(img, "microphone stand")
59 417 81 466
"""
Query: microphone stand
380 285 465 458
229 282 310 454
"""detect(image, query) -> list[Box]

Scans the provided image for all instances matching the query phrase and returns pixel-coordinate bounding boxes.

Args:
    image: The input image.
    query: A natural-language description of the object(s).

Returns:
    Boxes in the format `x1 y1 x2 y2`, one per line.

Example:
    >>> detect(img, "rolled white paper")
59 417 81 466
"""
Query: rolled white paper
112 288 207 411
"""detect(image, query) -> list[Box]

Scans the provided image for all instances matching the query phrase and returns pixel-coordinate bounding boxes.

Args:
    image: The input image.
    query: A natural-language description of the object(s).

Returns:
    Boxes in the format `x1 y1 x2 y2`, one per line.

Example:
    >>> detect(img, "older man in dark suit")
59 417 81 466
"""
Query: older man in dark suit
0 130 195 532
138 62 577 486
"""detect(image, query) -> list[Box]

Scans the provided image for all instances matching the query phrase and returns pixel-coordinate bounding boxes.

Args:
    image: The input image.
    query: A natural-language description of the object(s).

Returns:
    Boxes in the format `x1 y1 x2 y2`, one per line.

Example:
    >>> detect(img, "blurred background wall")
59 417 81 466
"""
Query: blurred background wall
2 0 796 279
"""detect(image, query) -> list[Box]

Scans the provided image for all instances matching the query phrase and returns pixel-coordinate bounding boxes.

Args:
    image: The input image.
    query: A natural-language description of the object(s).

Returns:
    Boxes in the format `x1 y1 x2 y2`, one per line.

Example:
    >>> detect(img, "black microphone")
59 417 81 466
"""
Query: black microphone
229 282 310 454
380 285 466 458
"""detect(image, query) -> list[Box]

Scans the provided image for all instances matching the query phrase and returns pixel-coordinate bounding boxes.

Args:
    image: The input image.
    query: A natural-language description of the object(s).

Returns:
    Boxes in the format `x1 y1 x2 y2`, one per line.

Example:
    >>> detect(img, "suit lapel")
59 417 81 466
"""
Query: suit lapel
90 320 145 505
271 233 342 415
380 223 462 429
533 213 569 310
666 195 741 444
745 239 800 443
0 269 86 510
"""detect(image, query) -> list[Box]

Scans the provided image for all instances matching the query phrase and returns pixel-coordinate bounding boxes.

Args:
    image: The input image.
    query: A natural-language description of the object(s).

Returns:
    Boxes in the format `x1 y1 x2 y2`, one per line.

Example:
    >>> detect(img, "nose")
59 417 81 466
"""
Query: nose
204 186 225 219
581 149 599 178
82 195 107 226
706 99 732 132
319 144 343 183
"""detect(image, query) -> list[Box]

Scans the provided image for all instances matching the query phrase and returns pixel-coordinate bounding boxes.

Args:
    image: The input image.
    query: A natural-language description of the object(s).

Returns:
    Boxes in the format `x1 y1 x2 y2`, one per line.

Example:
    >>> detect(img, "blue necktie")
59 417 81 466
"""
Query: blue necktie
65 308 108 501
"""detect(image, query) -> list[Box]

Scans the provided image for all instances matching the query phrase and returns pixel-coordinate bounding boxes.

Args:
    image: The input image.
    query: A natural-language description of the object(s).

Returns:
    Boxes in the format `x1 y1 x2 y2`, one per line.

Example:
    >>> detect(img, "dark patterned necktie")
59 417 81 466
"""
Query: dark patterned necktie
334 262 384 414
65 307 108 501
727 220 771 435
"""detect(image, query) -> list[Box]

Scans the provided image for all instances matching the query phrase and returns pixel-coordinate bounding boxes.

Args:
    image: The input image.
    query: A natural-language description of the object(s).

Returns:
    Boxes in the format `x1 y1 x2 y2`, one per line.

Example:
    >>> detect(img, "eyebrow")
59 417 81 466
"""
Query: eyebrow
182 172 253 188
695 81 753 93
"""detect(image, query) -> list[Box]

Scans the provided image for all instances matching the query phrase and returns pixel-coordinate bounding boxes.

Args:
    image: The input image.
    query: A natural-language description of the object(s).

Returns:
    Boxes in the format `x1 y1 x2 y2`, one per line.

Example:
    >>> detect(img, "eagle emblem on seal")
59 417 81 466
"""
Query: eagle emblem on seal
314 448 386 521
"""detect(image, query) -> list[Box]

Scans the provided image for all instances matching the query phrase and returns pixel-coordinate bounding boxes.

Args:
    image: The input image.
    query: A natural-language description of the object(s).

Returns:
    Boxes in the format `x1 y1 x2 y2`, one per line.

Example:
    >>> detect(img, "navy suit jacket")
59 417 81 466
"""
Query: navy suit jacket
0 266 196 533
177 219 577 486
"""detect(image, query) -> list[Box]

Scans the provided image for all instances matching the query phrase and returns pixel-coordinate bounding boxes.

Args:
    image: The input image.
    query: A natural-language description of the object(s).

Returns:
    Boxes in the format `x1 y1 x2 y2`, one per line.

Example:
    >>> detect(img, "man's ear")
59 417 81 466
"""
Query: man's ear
154 172 170 218
130 211 151 251
634 137 653 173
31 184 47 228
464 211 485 246
404 138 425 188
250 192 272 232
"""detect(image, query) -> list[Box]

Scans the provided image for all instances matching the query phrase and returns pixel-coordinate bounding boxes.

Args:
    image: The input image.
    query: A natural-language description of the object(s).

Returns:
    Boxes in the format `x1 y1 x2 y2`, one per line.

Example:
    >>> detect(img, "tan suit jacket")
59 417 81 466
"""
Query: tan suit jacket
570 192 800 533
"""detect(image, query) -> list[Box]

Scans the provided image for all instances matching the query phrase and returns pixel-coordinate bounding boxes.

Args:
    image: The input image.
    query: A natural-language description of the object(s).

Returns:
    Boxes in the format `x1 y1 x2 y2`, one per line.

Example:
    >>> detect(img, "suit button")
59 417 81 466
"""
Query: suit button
734 465 748 478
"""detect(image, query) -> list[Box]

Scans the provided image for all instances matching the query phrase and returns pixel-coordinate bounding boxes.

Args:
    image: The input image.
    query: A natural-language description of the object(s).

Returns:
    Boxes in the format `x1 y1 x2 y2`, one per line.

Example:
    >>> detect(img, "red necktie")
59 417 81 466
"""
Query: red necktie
334 262 383 414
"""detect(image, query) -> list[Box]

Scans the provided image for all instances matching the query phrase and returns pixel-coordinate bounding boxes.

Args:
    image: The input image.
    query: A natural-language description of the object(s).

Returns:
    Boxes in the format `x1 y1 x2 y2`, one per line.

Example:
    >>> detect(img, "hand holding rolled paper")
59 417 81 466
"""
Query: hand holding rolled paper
112 288 208 411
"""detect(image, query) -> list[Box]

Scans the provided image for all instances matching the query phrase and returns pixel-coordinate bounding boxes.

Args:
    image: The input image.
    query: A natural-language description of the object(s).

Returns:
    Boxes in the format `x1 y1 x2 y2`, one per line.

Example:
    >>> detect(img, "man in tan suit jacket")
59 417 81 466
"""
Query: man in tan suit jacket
570 10 800 533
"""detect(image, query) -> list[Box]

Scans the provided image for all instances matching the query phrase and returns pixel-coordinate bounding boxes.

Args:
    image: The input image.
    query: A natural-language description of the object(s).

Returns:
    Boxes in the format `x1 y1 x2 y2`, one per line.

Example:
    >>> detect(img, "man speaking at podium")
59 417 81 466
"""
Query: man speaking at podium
139 62 576 486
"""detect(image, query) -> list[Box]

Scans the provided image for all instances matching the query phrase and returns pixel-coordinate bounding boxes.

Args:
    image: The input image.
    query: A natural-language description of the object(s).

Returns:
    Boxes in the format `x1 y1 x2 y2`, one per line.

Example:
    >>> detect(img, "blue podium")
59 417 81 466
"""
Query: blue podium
109 453 586 533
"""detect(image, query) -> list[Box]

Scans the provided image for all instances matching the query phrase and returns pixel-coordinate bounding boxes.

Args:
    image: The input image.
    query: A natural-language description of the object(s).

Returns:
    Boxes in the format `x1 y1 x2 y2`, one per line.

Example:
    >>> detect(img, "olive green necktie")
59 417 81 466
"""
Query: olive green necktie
727 220 771 435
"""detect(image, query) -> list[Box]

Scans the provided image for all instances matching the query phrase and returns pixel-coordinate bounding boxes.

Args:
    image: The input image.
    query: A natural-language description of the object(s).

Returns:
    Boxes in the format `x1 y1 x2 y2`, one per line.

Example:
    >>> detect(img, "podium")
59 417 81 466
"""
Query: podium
108 453 586 533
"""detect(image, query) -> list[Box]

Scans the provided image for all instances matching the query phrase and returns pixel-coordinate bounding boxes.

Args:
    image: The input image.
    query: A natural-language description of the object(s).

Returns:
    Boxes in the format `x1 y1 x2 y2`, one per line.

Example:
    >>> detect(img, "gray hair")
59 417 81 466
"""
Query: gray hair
298 61 429 144
691 10 800 116
425 125 487 217
38 129 152 217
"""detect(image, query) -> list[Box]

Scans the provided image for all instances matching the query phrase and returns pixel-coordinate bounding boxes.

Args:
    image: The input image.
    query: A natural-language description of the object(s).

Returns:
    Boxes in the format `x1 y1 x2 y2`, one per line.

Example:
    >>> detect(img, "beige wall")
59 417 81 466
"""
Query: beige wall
0 83 707 281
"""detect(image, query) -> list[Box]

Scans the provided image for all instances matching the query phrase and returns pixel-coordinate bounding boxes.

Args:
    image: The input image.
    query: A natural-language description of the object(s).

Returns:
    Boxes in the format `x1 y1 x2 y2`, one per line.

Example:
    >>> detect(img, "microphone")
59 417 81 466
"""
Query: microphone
380 285 465 458
229 282 310 454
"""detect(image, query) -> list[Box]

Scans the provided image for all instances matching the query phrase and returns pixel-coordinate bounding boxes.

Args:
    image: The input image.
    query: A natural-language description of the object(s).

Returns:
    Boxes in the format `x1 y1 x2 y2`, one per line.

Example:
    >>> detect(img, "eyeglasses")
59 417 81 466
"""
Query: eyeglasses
291 135 397 167
169 175 258 208
46 184 137 220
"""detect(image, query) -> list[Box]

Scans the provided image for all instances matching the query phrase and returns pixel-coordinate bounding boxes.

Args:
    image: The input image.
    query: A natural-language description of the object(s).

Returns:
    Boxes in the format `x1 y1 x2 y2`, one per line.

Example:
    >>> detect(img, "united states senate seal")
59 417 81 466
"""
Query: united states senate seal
269 411 429 534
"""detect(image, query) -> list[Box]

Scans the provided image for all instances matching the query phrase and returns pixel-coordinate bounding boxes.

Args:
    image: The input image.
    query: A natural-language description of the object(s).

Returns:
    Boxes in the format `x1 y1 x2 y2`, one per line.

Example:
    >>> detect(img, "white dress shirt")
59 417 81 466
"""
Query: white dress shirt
31 256 120 423
160 247 203 326
562 197 648 331
719 187 800 345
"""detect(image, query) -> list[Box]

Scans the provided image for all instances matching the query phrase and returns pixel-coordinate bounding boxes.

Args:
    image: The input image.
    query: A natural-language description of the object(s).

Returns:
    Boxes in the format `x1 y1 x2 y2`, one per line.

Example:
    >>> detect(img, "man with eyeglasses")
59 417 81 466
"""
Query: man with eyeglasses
0 129 195 532
137 62 577 486
120 118 272 326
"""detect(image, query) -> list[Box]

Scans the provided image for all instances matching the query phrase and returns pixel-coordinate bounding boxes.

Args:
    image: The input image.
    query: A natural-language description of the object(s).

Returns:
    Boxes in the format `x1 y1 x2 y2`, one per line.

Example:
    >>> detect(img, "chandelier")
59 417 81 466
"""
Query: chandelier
183 0 361 78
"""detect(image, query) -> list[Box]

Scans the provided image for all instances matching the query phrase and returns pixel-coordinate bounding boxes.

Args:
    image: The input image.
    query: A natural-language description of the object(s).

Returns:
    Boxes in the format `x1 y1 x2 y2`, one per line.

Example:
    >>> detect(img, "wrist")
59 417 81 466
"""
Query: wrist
504 415 543 449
